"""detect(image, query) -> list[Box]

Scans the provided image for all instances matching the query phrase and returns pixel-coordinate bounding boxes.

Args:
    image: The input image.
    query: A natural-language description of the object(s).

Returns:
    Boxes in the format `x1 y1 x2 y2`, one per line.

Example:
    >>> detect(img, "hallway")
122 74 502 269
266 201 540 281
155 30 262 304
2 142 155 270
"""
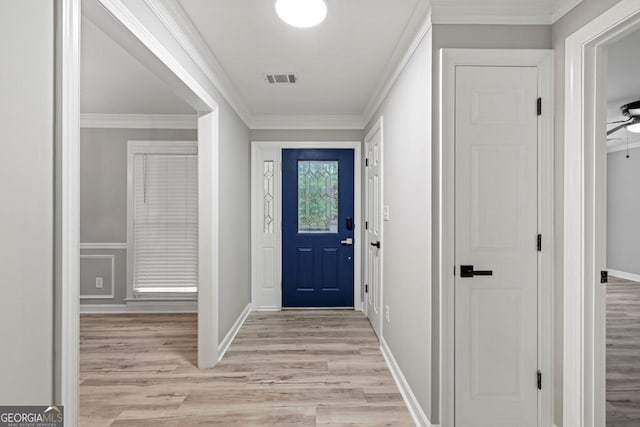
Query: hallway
80 311 413 426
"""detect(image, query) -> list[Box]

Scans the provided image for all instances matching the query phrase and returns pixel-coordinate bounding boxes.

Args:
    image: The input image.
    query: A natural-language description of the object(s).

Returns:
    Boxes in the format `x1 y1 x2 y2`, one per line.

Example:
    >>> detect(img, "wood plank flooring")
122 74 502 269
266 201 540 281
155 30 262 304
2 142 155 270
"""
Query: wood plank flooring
607 276 640 426
80 310 414 426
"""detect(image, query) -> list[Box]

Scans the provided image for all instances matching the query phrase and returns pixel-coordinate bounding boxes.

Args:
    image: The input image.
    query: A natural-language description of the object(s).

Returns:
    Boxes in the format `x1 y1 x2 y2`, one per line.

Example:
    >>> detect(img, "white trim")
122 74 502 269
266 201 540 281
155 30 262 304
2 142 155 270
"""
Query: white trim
126 140 198 301
363 9 432 126
55 0 80 424
80 255 116 300
363 117 384 335
607 141 640 153
80 113 197 129
80 301 197 314
607 269 640 282
251 141 362 312
551 0 584 23
563 3 640 426
429 0 583 25
380 337 432 427
218 303 251 361
439 49 554 427
250 115 365 130
197 111 220 369
142 0 252 126
80 243 128 250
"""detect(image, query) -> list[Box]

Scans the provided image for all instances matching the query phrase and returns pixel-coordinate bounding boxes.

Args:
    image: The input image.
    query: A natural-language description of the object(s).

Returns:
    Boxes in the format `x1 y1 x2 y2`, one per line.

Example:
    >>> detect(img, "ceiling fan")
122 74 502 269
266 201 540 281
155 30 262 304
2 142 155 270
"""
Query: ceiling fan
607 100 640 135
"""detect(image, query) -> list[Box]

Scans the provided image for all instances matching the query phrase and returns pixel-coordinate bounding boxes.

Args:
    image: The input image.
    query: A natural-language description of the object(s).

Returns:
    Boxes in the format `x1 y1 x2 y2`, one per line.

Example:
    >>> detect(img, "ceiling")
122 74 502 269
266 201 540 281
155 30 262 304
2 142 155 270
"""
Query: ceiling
178 0 423 117
81 16 194 115
79 0 584 124
606 27 640 144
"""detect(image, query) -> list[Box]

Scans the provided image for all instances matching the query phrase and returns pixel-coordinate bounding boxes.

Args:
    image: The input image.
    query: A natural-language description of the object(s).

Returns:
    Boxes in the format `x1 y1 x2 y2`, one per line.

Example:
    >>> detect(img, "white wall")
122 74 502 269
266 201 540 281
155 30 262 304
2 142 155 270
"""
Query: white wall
0 1 54 404
551 2 622 423
365 29 433 421
218 102 252 339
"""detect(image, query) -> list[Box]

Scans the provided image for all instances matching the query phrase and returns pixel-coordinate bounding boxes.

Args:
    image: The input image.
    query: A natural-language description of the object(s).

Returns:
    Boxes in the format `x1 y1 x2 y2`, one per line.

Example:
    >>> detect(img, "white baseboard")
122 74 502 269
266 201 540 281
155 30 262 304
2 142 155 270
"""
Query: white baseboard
218 303 252 361
80 301 197 314
380 337 432 427
607 269 640 283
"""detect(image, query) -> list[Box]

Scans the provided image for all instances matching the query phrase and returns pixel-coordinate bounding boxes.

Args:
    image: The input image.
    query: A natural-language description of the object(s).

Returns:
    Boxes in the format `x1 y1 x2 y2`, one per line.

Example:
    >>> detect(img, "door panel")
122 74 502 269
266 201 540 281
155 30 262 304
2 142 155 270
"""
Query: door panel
282 149 354 307
455 66 538 427
366 126 383 336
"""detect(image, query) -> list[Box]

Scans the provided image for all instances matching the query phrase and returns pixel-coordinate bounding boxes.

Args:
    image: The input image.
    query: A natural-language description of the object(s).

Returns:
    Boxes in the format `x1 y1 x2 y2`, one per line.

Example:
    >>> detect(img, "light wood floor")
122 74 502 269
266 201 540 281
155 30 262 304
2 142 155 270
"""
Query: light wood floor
607 276 640 426
80 310 414 426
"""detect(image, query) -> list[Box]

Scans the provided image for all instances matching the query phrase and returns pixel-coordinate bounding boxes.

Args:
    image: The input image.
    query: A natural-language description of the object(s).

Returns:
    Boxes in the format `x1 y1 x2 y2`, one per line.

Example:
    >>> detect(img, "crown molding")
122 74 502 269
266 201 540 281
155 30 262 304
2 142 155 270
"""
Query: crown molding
143 0 253 126
362 3 433 127
80 113 197 129
551 0 583 23
250 115 365 130
429 0 583 25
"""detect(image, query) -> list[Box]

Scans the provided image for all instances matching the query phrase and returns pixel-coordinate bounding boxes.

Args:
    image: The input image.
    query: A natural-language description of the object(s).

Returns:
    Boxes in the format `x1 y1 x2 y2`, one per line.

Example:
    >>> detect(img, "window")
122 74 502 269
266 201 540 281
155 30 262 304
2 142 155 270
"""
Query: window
297 160 339 233
128 141 198 297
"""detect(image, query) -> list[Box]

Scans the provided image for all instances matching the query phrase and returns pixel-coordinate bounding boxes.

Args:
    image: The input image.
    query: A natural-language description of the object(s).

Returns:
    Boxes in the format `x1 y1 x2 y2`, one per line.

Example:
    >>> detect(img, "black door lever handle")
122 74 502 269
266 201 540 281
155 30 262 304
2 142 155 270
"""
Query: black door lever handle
460 265 493 278
370 241 381 249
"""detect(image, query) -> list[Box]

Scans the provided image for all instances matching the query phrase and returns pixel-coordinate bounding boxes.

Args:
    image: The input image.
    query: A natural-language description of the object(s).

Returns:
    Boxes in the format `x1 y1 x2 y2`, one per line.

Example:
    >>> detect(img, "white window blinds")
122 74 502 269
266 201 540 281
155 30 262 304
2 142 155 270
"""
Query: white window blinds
133 153 198 294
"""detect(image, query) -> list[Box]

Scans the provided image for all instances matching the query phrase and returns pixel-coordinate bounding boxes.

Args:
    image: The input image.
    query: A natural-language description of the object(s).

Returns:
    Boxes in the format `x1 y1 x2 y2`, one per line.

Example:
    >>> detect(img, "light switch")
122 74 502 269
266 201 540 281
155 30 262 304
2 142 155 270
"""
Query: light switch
383 205 390 221
96 277 104 289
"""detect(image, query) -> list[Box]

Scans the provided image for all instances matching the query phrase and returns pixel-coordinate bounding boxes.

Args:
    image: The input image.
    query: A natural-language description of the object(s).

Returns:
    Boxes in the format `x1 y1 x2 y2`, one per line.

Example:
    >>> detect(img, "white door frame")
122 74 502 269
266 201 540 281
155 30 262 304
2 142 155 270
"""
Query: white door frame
364 118 384 333
439 49 554 427
564 2 640 426
56 1 221 425
251 141 362 312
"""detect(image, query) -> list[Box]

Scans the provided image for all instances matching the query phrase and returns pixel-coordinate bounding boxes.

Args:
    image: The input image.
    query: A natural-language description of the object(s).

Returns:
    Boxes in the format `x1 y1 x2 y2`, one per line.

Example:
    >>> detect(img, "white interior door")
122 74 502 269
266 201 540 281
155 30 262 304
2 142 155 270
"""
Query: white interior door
365 124 383 337
454 66 539 427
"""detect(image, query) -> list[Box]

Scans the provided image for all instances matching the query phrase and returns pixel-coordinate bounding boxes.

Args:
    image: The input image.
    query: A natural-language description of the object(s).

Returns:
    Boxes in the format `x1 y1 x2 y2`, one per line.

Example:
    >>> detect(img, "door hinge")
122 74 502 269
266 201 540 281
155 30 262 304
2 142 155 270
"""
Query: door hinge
365 221 369 230
365 284 368 293
537 98 542 116
537 370 542 390
365 158 369 167
537 234 542 251
601 270 608 284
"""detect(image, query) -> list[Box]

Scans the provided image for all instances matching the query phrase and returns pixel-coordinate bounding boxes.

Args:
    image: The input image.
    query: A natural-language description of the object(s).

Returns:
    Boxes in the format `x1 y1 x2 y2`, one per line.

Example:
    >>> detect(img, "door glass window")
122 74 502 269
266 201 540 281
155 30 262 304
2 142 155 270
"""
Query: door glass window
298 160 339 233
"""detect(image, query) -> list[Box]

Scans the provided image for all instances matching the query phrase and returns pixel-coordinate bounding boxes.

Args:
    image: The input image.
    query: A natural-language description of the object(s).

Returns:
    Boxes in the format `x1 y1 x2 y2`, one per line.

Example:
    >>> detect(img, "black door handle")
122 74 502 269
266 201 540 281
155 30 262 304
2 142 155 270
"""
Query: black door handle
460 265 493 278
370 241 381 249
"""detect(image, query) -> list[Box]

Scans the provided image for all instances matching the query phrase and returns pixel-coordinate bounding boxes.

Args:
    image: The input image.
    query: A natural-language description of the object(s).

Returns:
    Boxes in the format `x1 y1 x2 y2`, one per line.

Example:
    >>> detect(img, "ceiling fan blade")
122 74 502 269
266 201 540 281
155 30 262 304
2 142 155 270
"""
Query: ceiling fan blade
607 123 629 136
607 118 633 125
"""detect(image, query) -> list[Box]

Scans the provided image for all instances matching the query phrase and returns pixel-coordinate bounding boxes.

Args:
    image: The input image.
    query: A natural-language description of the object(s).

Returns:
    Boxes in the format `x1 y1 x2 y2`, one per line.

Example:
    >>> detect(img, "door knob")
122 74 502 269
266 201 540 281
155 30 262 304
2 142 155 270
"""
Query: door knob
341 238 353 246
370 241 381 249
460 265 493 278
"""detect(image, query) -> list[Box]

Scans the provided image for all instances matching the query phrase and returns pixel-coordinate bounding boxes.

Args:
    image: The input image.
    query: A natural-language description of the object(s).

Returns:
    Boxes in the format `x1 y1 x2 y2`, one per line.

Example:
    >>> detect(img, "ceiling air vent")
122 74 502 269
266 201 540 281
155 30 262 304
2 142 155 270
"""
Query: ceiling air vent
264 73 298 85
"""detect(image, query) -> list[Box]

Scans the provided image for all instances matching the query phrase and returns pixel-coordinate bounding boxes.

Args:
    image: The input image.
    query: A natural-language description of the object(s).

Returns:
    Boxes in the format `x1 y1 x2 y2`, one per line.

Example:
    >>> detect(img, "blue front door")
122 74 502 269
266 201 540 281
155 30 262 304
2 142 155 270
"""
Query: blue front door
282 149 355 308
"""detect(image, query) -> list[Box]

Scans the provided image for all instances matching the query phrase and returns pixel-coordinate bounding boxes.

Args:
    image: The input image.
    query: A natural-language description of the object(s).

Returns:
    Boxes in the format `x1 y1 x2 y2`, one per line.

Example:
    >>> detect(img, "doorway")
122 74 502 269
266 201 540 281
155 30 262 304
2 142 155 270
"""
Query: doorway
251 141 362 312
282 149 355 308
440 49 554 427
563 3 640 425
364 118 384 337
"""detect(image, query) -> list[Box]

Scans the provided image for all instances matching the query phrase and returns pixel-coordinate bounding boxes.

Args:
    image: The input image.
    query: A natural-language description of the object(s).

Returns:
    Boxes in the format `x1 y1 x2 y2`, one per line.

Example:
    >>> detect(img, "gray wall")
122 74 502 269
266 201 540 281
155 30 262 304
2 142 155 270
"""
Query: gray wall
250 129 364 142
365 31 434 420
0 1 54 404
80 128 197 305
551 1 622 423
218 102 252 339
607 149 640 275
430 23 552 424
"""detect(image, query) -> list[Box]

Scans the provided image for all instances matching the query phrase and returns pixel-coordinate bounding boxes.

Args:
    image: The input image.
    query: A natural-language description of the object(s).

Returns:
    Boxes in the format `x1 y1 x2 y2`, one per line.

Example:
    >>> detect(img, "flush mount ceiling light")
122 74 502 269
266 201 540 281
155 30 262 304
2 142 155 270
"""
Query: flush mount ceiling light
275 0 327 28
